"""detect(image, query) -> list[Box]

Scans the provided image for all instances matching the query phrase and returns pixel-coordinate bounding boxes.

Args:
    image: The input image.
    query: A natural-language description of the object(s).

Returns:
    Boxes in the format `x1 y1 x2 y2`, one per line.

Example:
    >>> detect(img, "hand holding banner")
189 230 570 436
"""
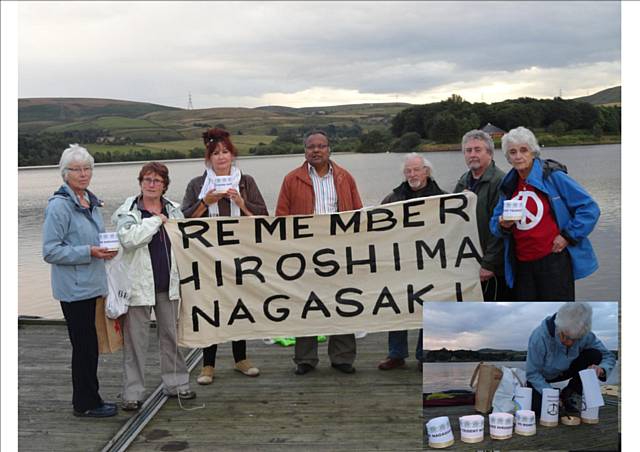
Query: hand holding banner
164 192 483 347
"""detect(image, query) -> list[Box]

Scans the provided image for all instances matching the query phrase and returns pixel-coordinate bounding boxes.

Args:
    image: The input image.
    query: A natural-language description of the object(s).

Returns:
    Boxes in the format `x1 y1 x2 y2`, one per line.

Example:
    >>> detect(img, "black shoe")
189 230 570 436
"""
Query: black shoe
560 387 581 416
331 363 356 374
295 363 315 375
73 403 118 418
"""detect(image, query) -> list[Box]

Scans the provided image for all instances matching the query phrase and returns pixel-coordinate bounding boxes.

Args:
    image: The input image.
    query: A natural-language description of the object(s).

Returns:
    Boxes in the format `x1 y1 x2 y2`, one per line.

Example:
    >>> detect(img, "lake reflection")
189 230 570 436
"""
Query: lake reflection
423 361 620 393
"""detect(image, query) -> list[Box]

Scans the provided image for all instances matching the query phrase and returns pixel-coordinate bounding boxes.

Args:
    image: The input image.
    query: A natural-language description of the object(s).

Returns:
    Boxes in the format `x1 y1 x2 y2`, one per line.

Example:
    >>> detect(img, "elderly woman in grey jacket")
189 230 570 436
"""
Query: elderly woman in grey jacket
112 162 195 411
43 144 118 418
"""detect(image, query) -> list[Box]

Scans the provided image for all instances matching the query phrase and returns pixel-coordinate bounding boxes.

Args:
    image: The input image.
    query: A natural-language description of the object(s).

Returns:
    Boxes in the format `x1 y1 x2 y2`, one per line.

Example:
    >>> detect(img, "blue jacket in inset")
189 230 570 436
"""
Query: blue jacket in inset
42 183 108 302
526 314 616 393
489 158 600 288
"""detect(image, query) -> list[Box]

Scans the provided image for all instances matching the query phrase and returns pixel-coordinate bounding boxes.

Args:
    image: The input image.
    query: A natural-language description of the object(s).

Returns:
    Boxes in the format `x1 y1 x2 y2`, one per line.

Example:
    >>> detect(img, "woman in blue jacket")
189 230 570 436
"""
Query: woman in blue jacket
42 144 118 418
526 302 616 416
490 127 600 300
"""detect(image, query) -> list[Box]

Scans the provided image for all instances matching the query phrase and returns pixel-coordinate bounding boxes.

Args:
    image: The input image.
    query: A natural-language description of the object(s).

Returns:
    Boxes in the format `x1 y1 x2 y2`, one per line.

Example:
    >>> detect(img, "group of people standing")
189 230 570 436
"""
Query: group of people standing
42 124 600 418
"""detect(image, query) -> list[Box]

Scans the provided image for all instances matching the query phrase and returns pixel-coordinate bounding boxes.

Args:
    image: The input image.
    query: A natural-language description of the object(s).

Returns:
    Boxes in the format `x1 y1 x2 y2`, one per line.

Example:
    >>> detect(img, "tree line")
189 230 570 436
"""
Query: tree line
390 94 621 143
18 95 621 166
18 133 196 167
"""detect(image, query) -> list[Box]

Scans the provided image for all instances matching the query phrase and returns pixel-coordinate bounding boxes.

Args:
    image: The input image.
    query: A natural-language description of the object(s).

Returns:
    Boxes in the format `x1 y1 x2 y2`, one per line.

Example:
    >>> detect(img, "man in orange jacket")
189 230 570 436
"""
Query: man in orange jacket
276 130 363 375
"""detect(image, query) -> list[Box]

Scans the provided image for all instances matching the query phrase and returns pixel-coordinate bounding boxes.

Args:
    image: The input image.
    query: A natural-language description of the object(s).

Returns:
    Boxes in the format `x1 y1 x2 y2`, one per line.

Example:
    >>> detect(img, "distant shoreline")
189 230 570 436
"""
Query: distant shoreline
424 348 619 363
17 141 620 170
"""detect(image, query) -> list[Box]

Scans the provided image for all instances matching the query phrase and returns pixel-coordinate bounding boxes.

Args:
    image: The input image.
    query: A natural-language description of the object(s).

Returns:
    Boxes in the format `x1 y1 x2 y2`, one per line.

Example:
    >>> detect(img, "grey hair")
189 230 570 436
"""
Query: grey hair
403 152 433 175
303 129 329 147
501 126 541 162
59 144 94 181
555 302 593 339
461 129 494 156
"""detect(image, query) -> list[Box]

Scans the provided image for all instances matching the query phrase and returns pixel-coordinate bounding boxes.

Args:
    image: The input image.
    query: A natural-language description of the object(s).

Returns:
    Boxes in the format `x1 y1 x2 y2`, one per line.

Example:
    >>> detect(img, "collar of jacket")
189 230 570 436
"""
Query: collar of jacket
294 160 343 186
52 183 102 210
545 313 557 337
499 158 545 197
129 194 177 211
546 312 574 351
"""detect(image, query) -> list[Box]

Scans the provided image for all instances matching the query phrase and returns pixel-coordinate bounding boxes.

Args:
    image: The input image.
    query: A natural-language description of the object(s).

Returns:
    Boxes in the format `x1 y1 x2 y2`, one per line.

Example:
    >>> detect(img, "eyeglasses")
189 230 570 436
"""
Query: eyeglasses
305 144 329 151
142 177 164 186
67 166 93 174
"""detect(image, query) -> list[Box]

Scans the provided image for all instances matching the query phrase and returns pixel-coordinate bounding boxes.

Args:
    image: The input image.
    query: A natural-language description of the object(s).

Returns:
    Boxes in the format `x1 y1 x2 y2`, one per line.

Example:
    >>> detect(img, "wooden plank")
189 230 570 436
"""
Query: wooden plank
19 324 424 451
18 323 179 451
128 331 423 451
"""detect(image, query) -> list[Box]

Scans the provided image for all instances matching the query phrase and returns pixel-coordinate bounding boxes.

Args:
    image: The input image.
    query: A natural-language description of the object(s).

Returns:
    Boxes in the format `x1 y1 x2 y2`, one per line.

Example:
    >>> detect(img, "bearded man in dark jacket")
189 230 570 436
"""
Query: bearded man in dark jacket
454 129 512 301
377 153 445 371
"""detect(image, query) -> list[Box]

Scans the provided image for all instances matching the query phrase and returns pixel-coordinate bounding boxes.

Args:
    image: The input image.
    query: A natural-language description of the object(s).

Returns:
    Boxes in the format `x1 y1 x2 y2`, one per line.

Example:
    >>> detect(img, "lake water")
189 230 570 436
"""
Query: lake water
18 144 621 318
423 361 620 393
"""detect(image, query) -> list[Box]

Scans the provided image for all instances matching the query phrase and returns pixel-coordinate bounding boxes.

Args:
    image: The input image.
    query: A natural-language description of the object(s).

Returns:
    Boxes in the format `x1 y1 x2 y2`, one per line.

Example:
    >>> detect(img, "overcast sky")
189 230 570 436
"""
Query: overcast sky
17 1 621 109
423 302 619 351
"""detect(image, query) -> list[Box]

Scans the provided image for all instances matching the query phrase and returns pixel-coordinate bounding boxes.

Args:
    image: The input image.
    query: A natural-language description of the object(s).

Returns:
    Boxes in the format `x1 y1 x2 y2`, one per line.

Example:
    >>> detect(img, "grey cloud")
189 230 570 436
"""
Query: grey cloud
17 2 621 106
424 302 618 350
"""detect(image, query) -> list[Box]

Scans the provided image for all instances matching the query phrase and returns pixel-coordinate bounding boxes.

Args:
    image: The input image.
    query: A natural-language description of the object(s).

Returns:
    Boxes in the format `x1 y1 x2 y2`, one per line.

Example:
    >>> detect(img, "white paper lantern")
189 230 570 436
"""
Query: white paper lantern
540 388 560 427
489 412 514 440
459 415 484 443
581 396 600 424
514 386 532 411
579 368 605 409
515 410 537 436
426 416 454 448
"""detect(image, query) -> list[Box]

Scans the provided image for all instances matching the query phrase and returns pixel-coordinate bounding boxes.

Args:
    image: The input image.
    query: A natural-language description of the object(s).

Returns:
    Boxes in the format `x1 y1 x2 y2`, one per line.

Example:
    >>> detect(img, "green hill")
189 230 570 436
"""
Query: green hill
18 97 179 123
18 98 409 140
572 86 621 106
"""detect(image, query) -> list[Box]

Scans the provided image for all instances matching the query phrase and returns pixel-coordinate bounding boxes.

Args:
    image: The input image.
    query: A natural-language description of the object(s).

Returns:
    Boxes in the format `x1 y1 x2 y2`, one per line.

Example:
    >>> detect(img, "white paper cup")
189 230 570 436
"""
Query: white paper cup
99 232 120 251
426 416 454 448
489 412 513 440
515 410 537 436
540 388 560 427
579 368 605 409
459 415 484 443
514 386 532 411
581 397 600 424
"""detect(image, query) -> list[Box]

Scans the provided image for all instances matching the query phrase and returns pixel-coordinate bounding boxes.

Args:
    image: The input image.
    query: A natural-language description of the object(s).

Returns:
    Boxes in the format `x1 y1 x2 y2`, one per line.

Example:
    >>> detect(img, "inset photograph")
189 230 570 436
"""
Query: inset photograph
422 302 619 450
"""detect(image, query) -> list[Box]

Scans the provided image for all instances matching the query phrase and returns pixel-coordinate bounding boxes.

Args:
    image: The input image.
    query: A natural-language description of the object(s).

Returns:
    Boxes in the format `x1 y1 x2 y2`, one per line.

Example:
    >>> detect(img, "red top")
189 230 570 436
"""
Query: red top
511 178 559 262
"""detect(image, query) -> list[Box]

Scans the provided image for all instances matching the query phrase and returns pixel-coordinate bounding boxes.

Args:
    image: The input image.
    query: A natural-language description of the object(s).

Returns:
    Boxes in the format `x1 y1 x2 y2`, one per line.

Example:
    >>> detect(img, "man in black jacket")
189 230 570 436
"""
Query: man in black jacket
377 153 445 371
454 129 511 301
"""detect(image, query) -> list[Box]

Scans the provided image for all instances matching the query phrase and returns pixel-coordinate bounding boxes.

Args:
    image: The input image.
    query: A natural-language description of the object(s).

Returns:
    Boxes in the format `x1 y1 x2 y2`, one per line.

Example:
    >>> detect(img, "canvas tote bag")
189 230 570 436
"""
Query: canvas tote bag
469 362 503 413
95 297 124 353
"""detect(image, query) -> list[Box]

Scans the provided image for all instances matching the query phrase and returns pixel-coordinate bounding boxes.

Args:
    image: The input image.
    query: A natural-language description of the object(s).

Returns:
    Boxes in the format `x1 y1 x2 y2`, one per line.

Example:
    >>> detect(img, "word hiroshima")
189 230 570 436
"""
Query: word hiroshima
174 195 482 329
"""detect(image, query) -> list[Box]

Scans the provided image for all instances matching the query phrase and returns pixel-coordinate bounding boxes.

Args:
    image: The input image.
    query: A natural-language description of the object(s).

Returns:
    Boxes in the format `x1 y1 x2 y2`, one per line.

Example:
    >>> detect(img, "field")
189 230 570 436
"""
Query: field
18 95 621 166
85 134 276 157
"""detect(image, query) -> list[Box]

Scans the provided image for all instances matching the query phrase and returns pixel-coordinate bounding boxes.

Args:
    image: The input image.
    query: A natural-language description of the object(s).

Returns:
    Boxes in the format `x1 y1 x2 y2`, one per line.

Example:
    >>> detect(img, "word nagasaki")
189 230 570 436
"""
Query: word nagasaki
169 195 483 330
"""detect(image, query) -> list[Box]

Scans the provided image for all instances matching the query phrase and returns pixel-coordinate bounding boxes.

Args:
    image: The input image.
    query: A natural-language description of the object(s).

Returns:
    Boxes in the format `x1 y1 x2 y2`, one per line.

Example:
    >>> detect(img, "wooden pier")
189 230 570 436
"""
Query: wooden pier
19 322 423 451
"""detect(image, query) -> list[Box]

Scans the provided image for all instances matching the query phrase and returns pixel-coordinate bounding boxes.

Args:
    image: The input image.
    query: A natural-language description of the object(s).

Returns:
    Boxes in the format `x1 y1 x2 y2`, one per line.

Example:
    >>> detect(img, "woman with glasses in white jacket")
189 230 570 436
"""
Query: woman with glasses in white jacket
112 162 195 411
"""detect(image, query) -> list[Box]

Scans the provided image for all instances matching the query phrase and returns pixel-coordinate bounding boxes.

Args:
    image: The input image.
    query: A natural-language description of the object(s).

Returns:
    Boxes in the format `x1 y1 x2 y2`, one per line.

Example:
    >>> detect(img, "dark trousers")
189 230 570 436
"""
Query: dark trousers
202 340 247 366
482 275 513 301
60 298 103 412
515 249 575 301
388 329 423 360
529 348 603 416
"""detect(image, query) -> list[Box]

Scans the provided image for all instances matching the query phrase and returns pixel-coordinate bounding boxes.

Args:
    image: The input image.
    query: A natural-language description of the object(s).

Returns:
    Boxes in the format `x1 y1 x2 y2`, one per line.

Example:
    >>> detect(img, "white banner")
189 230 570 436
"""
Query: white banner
165 192 483 347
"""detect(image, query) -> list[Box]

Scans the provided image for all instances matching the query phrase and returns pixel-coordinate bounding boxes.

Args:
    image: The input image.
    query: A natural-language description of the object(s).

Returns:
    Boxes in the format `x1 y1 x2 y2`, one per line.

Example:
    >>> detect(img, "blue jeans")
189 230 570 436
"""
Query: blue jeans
388 329 423 361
